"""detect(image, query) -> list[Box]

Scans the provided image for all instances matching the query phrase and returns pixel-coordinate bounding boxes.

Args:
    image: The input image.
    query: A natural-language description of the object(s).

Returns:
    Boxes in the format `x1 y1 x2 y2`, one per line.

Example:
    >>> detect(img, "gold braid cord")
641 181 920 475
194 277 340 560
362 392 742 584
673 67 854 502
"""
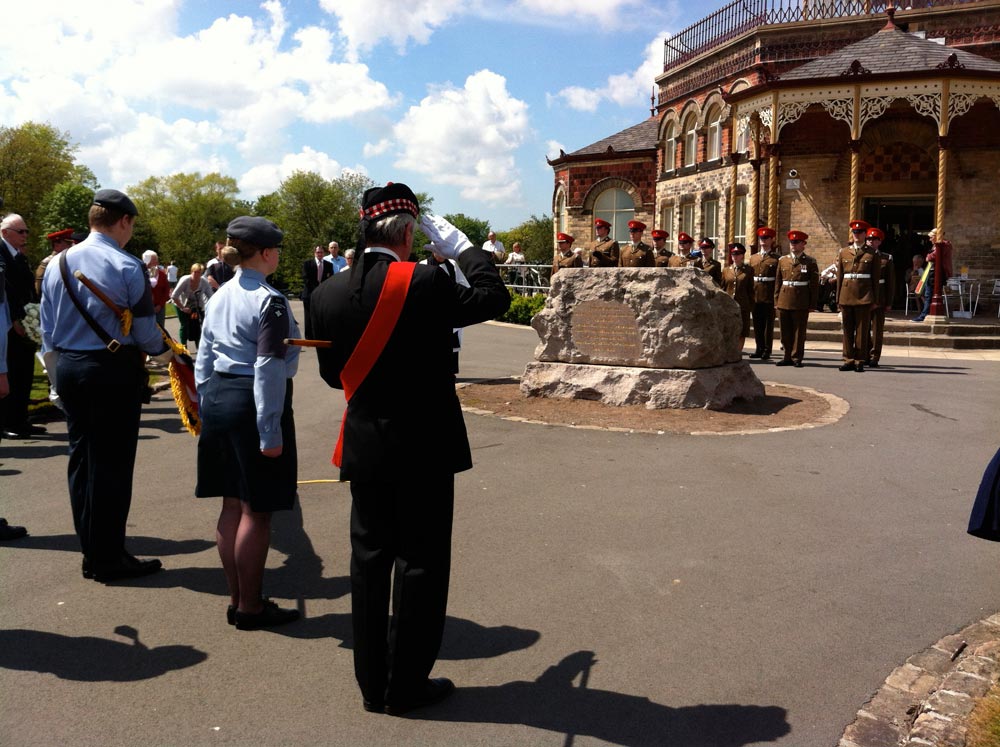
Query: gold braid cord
121 309 133 336
162 330 200 436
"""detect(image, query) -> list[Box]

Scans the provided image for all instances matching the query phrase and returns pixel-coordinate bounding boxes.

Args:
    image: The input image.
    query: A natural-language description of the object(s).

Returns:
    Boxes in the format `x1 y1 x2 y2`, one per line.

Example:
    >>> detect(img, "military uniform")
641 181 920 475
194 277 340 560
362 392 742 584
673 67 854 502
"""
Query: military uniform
552 249 583 276
749 248 779 358
835 242 880 369
722 261 754 338
693 254 722 286
774 233 819 365
619 241 654 267
653 248 673 267
869 241 894 366
588 237 619 267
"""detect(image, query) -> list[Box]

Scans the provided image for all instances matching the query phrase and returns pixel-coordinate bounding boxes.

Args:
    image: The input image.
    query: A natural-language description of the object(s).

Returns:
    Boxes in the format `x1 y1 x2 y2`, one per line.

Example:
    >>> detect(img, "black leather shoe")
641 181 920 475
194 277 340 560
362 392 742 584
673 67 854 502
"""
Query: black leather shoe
793 360 804 368
0 519 28 541
855 363 865 372
838 362 855 371
749 352 762 359
385 678 455 716
227 605 236 625
761 354 771 360
363 699 385 714
234 599 300 630
90 554 163 582
774 359 793 367
869 360 879 368
3 424 47 438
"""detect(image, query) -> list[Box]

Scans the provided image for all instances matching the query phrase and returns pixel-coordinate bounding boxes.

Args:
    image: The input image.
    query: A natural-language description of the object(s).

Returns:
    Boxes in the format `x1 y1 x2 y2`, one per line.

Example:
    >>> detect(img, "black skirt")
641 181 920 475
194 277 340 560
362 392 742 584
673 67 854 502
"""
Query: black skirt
196 373 297 512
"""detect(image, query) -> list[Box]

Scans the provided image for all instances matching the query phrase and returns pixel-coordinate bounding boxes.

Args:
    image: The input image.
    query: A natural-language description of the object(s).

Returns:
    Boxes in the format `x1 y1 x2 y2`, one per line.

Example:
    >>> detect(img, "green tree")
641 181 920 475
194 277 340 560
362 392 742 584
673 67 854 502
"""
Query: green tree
128 172 241 270
499 214 553 264
36 182 94 237
0 122 78 259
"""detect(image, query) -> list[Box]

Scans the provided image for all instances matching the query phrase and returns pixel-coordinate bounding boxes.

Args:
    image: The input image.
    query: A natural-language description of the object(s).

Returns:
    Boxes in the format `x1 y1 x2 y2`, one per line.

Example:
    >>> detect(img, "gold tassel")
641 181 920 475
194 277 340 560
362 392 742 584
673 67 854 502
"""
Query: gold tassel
121 309 133 336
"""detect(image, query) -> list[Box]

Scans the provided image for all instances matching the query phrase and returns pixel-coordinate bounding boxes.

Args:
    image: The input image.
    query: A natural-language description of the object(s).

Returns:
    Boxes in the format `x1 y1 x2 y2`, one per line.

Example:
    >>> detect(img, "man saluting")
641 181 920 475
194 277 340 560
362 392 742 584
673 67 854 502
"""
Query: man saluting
310 183 509 716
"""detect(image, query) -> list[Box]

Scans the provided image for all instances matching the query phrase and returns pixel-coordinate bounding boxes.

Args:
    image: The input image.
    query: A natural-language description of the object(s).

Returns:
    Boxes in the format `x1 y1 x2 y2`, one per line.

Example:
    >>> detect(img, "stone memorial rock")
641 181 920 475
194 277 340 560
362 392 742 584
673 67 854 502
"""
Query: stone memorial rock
521 267 764 409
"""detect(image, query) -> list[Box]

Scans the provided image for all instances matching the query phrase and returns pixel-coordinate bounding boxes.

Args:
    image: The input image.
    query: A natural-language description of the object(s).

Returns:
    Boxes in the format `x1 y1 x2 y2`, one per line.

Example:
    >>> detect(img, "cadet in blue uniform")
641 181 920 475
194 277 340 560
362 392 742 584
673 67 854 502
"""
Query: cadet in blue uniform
194 216 301 631
40 189 171 581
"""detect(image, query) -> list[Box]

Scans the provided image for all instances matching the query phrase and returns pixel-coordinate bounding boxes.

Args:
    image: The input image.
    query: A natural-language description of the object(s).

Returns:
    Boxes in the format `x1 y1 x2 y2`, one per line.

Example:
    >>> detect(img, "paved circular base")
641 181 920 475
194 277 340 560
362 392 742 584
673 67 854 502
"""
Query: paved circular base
457 378 849 436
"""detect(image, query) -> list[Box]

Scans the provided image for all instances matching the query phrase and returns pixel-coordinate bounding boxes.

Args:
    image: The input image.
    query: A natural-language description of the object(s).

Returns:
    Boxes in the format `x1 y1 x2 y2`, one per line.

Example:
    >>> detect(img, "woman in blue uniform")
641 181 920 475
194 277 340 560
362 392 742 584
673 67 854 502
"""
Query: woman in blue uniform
194 216 301 630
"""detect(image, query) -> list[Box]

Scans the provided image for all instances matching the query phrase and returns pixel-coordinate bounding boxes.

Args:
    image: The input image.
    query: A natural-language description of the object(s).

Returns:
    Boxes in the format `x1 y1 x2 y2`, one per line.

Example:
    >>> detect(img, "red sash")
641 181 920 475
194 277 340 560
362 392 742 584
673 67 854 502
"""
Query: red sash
333 261 416 467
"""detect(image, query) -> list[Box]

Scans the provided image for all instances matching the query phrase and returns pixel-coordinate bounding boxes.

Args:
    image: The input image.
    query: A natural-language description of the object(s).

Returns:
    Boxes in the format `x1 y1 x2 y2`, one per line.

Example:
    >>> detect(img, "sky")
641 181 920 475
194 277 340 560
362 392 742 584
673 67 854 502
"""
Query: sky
0 0 725 231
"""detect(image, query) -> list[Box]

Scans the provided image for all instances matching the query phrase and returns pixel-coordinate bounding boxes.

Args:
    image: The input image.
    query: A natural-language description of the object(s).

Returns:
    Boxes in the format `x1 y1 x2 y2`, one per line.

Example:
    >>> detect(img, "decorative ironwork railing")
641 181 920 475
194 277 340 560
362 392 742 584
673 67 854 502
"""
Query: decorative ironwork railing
663 0 976 71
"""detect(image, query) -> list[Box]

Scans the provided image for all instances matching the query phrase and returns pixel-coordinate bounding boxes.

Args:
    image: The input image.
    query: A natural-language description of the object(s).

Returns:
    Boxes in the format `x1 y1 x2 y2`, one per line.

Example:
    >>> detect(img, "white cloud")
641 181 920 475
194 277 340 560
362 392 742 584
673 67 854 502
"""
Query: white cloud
546 140 565 161
363 139 393 158
320 0 467 60
239 147 367 197
551 31 666 111
393 70 530 204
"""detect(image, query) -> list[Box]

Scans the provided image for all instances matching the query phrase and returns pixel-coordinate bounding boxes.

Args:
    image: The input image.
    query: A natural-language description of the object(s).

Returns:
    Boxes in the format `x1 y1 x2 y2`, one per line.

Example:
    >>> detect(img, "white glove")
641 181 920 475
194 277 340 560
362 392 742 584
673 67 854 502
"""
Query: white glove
419 214 473 260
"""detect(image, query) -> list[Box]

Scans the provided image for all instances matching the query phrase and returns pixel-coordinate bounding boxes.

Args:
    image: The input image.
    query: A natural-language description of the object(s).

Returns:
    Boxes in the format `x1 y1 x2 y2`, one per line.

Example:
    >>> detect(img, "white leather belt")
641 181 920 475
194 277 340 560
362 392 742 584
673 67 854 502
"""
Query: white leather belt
843 273 871 279
785 281 810 286
755 277 775 282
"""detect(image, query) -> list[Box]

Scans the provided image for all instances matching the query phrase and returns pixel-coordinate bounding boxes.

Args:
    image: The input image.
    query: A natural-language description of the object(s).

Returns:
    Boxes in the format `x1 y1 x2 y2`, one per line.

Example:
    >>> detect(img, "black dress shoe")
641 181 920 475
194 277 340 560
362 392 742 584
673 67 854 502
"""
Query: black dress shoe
0 518 28 541
793 360 804 368
363 699 385 714
3 424 47 438
838 362 855 371
385 678 455 716
227 605 236 625
855 363 865 372
774 359 793 367
869 360 879 368
234 599 300 630
761 354 771 360
90 554 163 582
749 352 762 359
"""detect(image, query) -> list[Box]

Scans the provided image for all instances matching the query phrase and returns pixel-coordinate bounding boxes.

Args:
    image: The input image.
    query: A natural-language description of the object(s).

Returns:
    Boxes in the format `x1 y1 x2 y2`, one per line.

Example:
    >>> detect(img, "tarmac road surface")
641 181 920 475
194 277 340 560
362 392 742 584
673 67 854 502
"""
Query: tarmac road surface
1 310 998 747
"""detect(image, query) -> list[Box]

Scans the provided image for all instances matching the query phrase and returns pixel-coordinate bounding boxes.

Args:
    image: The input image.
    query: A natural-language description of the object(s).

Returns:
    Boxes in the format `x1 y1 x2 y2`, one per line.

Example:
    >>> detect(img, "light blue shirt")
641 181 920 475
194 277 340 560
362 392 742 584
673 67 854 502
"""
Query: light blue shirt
325 254 348 273
40 232 166 355
195 267 300 450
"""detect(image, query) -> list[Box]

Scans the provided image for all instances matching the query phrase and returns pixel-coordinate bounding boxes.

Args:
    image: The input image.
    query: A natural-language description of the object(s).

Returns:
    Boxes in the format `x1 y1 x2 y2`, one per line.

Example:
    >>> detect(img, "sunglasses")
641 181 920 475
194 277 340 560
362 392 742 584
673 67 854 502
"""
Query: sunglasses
9 228 29 235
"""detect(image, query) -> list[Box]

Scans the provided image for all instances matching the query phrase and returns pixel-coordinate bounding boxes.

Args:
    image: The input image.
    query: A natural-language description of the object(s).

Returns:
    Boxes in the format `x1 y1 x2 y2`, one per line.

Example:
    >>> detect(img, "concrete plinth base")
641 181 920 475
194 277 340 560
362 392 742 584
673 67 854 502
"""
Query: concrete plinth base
520 360 765 410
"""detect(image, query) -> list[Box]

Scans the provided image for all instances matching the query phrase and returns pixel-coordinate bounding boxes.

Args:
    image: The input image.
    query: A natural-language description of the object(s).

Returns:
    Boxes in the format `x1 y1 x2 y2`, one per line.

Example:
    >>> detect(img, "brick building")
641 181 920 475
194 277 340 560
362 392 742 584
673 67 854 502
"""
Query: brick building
548 0 1000 305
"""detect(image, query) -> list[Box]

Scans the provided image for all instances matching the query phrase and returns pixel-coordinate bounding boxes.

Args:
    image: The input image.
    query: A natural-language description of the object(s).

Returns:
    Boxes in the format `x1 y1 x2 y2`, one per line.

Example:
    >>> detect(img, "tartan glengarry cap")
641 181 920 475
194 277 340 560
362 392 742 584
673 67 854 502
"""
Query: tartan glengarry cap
226 216 284 247
93 189 138 216
359 182 419 222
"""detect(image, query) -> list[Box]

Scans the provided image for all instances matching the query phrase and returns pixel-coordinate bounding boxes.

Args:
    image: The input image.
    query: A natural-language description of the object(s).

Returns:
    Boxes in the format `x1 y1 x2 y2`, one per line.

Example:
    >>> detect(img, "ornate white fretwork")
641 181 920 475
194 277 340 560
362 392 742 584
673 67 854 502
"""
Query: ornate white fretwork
948 92 980 122
992 95 1000 113
735 112 752 137
906 93 943 125
859 96 895 129
758 106 773 133
776 101 811 136
821 98 854 127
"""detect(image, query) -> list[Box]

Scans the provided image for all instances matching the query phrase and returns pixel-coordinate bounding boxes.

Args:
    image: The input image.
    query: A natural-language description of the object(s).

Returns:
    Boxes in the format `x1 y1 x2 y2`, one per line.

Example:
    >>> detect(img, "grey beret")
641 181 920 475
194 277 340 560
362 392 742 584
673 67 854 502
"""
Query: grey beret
92 189 138 216
226 216 283 247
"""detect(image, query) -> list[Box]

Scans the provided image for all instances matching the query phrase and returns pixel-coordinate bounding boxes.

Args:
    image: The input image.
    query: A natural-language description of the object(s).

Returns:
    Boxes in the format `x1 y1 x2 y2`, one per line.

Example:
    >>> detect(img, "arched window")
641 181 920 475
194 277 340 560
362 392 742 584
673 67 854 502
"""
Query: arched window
706 106 722 162
683 113 698 167
594 188 635 243
735 116 750 155
664 124 677 173
556 191 567 233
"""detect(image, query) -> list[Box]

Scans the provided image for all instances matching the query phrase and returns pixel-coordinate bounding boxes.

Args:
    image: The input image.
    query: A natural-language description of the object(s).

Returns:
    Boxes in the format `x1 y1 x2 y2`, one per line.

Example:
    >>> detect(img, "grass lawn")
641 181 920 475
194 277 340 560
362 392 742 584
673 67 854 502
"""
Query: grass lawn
968 682 1000 747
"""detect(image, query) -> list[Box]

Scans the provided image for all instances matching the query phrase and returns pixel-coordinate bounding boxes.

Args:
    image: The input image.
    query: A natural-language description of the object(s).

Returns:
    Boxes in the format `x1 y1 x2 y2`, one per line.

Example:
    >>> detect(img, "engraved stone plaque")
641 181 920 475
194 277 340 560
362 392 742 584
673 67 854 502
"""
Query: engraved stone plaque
571 300 643 364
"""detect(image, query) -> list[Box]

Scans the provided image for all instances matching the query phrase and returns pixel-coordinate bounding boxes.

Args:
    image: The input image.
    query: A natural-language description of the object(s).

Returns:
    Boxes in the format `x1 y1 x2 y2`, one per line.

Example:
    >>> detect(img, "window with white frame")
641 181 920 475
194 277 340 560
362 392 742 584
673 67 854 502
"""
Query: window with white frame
733 196 747 246
683 113 698 167
594 188 635 244
664 124 677 173
556 191 567 234
702 199 719 255
706 107 722 162
735 118 750 155
680 203 695 238
660 204 675 252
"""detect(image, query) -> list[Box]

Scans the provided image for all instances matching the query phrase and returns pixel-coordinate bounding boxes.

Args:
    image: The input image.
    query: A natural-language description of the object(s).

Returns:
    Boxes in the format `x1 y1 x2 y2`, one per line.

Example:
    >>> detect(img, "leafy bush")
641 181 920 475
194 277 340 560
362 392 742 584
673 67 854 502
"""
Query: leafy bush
498 291 546 325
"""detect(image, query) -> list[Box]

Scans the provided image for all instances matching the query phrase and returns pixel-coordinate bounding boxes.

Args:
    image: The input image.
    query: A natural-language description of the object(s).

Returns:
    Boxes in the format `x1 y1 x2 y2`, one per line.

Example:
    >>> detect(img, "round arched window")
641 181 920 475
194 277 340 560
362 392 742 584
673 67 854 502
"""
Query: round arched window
594 188 635 243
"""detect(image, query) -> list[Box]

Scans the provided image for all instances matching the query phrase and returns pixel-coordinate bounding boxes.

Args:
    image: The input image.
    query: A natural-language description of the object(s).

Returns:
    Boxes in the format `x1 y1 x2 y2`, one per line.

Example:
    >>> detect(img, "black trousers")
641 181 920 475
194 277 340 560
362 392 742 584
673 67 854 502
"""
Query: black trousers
56 348 144 562
349 474 454 704
751 302 775 357
1 329 36 432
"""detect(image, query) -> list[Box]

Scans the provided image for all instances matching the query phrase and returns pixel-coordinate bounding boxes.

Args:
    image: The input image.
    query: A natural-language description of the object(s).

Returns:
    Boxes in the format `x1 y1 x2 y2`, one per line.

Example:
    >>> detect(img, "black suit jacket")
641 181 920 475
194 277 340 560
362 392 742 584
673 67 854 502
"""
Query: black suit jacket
301 258 334 301
2 240 35 321
311 248 509 480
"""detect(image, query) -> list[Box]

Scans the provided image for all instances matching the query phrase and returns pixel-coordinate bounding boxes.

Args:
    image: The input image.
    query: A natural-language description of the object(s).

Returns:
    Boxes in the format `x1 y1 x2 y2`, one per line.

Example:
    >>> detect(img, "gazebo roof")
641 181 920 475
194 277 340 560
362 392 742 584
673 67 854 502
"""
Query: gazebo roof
780 24 1000 81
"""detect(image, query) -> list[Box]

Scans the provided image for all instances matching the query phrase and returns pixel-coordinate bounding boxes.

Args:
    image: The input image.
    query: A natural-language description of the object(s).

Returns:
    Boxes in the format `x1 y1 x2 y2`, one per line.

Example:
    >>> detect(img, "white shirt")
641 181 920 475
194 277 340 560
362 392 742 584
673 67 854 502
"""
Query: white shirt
504 251 525 265
482 239 505 261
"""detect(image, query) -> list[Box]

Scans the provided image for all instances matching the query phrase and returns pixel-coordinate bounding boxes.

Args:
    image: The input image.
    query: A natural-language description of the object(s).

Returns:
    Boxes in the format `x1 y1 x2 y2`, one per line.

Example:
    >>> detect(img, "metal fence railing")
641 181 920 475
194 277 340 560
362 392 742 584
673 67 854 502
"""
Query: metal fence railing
662 0 975 72
501 263 552 296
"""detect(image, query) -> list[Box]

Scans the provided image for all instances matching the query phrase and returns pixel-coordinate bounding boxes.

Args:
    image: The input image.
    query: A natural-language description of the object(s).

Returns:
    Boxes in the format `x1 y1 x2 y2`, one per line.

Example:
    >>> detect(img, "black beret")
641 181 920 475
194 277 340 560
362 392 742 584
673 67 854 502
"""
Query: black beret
226 216 283 247
93 189 138 216
359 182 419 222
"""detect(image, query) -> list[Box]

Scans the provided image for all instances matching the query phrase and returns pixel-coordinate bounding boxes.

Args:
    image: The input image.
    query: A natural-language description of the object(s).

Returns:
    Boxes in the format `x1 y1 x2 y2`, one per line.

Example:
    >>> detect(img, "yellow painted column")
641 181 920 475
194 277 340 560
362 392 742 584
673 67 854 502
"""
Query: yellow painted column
727 152 742 244
849 85 862 221
767 94 780 229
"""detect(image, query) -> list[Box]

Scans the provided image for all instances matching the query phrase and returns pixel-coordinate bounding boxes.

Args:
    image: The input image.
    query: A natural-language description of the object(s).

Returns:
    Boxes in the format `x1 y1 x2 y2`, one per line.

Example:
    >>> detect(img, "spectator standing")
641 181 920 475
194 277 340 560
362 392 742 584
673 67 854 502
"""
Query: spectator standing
301 246 334 338
0 238 29 541
205 242 235 289
482 231 505 264
325 241 348 273
503 241 526 289
167 260 179 289
143 250 171 329
171 264 214 351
